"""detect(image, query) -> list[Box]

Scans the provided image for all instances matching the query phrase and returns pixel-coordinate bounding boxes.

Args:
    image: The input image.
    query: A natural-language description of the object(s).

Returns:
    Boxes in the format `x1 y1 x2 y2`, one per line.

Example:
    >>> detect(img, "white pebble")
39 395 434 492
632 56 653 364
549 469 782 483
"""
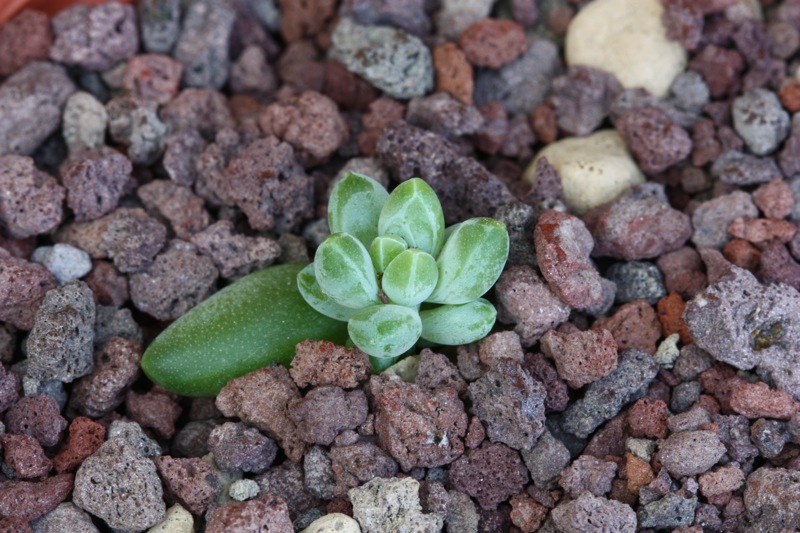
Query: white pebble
62 91 108 154
654 333 681 369
525 129 645 215
301 513 362 533
229 478 259 501
31 243 92 285
147 504 194 533
565 0 686 98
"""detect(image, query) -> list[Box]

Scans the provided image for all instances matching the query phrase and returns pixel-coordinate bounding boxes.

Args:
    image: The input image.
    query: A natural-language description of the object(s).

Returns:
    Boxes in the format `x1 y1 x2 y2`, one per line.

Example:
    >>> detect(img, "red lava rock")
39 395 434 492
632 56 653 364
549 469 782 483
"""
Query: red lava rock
190 220 281 280
723 238 762 273
752 178 794 220
52 416 105 474
61 148 132 223
100 207 169 274
0 9 52 77
478 331 524 367
465 416 486 449
330 441 398 497
473 102 508 155
727 217 797 245
699 464 745 497
592 300 662 355
658 430 726 477
458 19 528 69
729 381 798 420
448 441 528 510
778 80 800 112
691 119 722 166
137 180 211 240
0 433 52 479
129 239 218 321
206 495 294 533
0 156 65 240
289 340 372 390
357 97 406 156
323 59 380 112
85 260 129 307
433 42 474 105
559 454 617 497
523 352 569 413
657 292 693 345
155 455 221 515
125 387 182 440
743 467 800 531
289 386 368 446
255 460 319 518
540 328 618 389
625 452 655 495
627 398 670 439
122 53 184 106
69 337 142 418
662 0 704 50
371 374 468 470
277 41 324 95
689 44 744 98
759 241 800 291
4 395 68 448
276 0 336 42
0 250 56 330
216 366 305 463
530 101 558 145
0 364 20 415
405 92 484 139
534 209 614 312
509 493 547 532
414 348 467 394
616 108 692 174
259 91 349 167
583 192 693 261
0 474 73 522
495 264 571 347
207 422 278 474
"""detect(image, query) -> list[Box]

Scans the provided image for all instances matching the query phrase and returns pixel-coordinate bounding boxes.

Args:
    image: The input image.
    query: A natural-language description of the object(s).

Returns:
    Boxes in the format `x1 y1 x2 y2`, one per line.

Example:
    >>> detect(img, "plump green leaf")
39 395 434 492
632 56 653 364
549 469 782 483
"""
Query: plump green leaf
382 248 438 306
426 218 510 304
141 264 349 397
369 234 408 273
348 304 422 358
378 178 445 257
328 172 389 247
419 298 497 345
315 233 380 308
297 263 357 321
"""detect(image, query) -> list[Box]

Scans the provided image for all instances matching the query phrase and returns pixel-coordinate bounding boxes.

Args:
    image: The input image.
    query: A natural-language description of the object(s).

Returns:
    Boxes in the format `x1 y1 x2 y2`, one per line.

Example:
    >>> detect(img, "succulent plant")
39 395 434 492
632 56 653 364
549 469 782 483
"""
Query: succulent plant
298 172 510 360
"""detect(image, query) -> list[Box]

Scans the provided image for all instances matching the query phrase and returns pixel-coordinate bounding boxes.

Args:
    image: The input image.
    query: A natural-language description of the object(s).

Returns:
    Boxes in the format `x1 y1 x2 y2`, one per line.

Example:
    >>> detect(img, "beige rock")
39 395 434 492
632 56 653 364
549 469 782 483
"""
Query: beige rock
565 0 686 98
524 129 644 214
301 513 362 533
147 504 194 533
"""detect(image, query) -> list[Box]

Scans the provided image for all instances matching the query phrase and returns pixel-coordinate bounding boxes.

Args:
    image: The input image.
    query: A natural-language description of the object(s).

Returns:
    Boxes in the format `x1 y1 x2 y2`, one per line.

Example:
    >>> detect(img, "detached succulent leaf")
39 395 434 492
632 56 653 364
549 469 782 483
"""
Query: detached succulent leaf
348 304 422 358
297 263 357 321
369 234 408 273
328 172 389 247
378 178 445 257
315 233 380 309
419 298 497 345
382 248 438 306
426 218 510 304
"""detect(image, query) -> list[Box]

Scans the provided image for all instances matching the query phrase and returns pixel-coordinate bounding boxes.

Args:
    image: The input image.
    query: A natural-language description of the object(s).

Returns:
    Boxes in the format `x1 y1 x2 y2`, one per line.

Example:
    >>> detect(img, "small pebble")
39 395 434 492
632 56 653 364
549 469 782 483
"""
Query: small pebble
229 479 260 502
732 88 791 155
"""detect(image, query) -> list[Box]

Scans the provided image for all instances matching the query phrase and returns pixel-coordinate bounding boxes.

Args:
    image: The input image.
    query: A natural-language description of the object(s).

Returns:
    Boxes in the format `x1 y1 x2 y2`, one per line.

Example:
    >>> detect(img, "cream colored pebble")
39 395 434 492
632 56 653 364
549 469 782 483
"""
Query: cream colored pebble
300 513 362 533
565 0 686 98
147 504 194 533
524 130 645 215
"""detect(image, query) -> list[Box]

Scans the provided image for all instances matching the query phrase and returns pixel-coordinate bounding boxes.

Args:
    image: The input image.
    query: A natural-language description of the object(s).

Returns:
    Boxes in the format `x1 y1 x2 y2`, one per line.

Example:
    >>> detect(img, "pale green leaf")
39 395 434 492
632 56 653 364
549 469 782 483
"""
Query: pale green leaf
314 233 380 308
382 248 438 306
348 304 422 358
296 263 357 322
328 172 389 247
378 178 445 257
369 234 408 273
426 218 509 304
419 298 497 345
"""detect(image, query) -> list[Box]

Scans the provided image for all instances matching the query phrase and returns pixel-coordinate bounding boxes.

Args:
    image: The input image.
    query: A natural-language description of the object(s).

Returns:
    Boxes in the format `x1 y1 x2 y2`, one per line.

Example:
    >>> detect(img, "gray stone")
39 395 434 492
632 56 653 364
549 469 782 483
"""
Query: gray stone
26 281 95 383
711 150 783 186
107 420 162 459
62 92 108 154
670 71 710 114
605 261 666 305
93 304 142 348
691 191 759 249
658 430 725 477
520 429 571 488
138 0 182 53
494 202 537 267
349 477 444 533
561 349 659 439
637 492 697 529
174 0 236 89
31 244 92 285
732 88 791 155
330 18 433 99
30 502 99 533
73 437 166 531
750 418 788 458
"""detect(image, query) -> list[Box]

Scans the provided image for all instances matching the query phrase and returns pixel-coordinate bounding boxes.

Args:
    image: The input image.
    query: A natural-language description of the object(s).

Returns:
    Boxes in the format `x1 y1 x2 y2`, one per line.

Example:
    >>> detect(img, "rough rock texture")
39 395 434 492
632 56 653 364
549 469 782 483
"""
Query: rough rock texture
289 386 368 446
540 328 618 389
0 252 57 330
72 438 165 531
0 155 65 239
205 496 293 533
25 281 95 383
684 265 800 399
348 477 443 533
371 374 467 471
155 455 221 515
215 366 305 463
190 220 280 280
0 474 74 522
743 467 800 532
330 441 398 497
4 395 68 447
448 442 528 510
69 337 141 418
208 422 277 474
551 492 637 533
289 340 372 389
658 430 726 477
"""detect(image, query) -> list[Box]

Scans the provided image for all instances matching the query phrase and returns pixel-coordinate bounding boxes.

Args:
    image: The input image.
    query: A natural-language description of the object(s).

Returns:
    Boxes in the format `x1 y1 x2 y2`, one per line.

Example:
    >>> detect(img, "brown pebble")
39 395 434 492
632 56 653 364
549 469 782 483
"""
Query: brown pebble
53 417 106 474
723 238 762 273
433 42 474 105
0 474 73 522
289 340 371 390
459 19 528 69
125 387 182 440
729 381 798 420
657 293 693 345
592 300 662 355
627 398 670 439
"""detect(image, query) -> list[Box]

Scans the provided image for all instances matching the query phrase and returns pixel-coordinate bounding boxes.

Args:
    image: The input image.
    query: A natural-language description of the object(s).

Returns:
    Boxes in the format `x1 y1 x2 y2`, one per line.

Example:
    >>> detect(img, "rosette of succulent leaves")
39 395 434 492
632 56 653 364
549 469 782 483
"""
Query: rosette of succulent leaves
297 172 509 361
